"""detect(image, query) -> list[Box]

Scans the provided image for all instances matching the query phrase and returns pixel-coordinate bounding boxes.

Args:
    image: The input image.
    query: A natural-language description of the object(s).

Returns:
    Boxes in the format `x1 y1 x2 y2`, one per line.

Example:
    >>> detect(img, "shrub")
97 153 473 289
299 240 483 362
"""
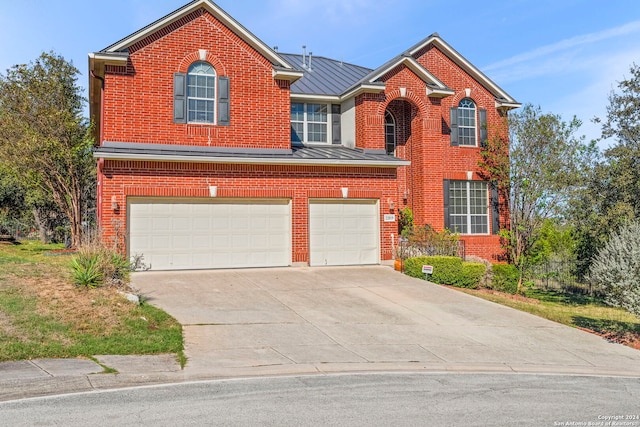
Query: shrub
465 255 493 288
460 263 486 289
404 256 485 288
589 220 640 317
71 253 103 288
491 264 519 294
70 234 147 289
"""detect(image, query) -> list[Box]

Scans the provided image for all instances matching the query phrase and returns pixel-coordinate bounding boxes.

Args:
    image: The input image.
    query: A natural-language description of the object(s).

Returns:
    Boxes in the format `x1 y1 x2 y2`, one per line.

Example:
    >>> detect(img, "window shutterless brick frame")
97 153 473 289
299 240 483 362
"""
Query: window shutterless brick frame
99 160 398 264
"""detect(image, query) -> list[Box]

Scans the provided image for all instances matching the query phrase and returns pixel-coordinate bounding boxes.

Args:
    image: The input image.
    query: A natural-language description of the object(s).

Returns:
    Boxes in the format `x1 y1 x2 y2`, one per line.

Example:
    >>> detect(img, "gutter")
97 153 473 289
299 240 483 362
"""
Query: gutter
93 151 410 168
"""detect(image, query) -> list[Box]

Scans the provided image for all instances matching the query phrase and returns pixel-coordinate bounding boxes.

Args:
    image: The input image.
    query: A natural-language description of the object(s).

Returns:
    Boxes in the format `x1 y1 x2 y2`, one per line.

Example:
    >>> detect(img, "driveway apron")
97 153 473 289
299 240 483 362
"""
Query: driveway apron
131 266 640 377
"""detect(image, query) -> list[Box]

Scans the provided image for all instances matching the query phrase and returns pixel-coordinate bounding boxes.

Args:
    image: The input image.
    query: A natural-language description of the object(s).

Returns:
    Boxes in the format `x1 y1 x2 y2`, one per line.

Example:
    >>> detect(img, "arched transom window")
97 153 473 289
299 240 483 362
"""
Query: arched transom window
457 98 476 146
187 61 216 123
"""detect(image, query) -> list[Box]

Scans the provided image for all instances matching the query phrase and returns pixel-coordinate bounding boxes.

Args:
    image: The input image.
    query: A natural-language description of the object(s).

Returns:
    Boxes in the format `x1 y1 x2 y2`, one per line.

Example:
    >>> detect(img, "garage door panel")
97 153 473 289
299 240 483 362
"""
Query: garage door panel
129 199 291 270
309 200 379 266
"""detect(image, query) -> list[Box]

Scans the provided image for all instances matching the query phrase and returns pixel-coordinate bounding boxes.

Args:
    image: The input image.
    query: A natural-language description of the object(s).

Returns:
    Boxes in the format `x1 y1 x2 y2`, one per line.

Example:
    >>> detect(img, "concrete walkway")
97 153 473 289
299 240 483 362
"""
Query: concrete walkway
2 266 639 401
134 266 640 377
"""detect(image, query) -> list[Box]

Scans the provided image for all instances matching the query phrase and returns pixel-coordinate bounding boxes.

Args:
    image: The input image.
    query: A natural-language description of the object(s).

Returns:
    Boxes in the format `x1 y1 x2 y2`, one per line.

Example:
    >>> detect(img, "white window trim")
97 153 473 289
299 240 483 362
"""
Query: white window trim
385 110 396 155
187 62 216 125
457 99 477 147
450 180 489 235
291 102 332 144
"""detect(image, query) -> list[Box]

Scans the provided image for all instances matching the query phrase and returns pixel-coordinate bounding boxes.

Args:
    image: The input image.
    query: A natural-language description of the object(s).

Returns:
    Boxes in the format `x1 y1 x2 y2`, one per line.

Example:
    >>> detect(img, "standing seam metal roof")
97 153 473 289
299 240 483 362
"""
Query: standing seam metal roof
279 53 373 97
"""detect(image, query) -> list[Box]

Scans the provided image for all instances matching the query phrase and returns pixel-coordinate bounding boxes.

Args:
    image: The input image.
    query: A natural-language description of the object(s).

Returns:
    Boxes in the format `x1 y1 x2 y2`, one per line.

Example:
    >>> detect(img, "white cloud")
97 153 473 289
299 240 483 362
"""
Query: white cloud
484 20 640 74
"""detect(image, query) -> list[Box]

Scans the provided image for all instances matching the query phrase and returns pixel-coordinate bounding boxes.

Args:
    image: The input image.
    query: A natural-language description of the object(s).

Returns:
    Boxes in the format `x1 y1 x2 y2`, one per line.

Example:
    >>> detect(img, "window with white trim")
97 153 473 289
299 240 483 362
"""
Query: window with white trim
385 111 396 155
291 102 329 143
457 98 476 146
447 180 489 234
187 61 216 123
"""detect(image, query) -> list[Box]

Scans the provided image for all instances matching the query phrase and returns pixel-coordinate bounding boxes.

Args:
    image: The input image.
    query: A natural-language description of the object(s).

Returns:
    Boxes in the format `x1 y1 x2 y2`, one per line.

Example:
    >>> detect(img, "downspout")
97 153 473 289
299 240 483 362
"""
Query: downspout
89 66 106 225
97 158 104 222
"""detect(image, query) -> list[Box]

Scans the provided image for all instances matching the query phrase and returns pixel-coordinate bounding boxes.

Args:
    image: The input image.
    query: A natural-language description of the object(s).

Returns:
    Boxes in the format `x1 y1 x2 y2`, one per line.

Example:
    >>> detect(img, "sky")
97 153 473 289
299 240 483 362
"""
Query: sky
1 0 639 148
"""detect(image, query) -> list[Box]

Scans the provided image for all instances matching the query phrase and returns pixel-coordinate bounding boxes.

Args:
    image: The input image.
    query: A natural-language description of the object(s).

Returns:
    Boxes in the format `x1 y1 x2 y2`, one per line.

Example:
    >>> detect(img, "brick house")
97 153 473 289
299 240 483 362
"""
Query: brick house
89 0 519 271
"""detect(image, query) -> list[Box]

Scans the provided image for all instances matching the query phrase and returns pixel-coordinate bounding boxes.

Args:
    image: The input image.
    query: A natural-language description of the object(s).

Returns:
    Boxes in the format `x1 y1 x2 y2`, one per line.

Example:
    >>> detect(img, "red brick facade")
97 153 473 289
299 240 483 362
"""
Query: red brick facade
91 1 517 268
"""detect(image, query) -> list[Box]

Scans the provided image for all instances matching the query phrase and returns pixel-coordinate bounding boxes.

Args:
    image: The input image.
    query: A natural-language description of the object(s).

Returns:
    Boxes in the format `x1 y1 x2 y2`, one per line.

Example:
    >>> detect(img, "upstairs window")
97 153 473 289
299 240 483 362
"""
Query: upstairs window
457 99 476 146
385 111 396 155
173 63 229 125
291 103 329 143
187 62 216 123
450 98 487 147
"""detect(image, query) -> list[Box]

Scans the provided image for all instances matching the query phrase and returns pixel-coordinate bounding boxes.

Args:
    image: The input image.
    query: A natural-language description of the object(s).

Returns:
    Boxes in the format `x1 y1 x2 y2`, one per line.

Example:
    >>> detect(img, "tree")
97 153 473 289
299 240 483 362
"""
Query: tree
589 220 640 317
479 104 597 292
573 63 640 270
0 52 95 248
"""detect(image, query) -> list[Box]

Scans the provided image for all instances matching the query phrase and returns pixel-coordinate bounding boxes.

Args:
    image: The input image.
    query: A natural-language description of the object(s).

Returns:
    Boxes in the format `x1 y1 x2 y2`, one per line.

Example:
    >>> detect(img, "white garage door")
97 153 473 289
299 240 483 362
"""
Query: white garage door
128 198 291 270
309 200 380 266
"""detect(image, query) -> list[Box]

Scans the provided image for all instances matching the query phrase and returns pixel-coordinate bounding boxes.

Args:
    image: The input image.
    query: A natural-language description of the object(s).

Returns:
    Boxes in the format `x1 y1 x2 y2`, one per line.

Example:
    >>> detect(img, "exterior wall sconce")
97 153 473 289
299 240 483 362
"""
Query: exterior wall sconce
466 171 473 180
388 199 395 212
111 196 119 211
209 185 217 197
341 187 348 198
403 189 409 203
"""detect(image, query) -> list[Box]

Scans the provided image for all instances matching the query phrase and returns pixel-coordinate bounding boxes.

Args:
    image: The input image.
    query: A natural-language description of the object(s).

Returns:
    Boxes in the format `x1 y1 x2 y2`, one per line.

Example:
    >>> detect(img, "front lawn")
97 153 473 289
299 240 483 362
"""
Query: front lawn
455 286 640 350
0 241 184 365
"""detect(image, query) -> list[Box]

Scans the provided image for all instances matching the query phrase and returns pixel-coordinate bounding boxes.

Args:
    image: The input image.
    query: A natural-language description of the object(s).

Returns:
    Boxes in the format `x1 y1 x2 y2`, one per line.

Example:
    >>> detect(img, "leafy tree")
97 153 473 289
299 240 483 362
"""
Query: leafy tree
574 63 640 269
0 52 95 247
479 104 597 292
589 220 640 317
528 219 577 265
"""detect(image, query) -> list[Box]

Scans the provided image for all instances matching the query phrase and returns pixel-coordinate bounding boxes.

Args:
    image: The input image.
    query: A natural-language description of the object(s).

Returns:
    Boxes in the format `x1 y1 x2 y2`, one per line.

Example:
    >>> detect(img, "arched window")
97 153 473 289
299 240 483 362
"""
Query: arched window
458 98 477 146
457 98 476 146
187 61 216 123
385 111 396 155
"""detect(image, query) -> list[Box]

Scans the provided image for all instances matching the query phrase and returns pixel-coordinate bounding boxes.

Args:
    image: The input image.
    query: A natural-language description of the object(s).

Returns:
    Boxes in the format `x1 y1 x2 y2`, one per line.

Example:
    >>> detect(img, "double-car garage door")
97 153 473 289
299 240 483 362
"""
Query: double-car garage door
128 198 379 270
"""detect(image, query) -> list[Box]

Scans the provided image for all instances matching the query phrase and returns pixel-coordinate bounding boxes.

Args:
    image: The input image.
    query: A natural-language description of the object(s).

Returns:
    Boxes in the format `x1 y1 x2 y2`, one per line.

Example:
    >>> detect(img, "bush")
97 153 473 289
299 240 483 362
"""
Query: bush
461 263 486 289
70 235 145 289
465 255 493 288
404 256 485 288
589 220 640 317
71 253 103 288
491 263 519 294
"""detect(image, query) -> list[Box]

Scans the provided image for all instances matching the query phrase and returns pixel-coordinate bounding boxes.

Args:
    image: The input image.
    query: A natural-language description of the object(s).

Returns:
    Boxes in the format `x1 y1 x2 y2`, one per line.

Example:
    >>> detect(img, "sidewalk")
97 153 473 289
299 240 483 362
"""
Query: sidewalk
3 346 640 402
3 266 640 401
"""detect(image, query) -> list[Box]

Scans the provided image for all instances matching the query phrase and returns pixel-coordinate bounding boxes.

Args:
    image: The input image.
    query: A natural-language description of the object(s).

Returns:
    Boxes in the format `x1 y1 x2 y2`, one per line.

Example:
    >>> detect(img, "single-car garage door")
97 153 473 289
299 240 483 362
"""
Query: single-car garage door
128 198 291 270
309 200 379 266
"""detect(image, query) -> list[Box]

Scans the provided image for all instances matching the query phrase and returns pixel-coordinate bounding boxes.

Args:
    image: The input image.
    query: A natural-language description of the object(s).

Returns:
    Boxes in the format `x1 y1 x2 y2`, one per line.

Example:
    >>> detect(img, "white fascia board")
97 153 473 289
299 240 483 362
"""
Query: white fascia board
403 57 449 88
366 56 448 90
88 52 128 65
105 0 292 70
273 69 304 82
495 100 522 111
427 87 455 98
411 37 518 104
339 84 386 101
94 151 410 167
290 94 341 102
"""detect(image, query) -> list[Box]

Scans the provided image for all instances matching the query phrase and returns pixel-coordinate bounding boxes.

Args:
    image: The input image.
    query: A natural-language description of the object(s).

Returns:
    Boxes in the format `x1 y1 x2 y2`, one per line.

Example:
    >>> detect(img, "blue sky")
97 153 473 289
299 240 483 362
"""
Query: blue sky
1 0 639 147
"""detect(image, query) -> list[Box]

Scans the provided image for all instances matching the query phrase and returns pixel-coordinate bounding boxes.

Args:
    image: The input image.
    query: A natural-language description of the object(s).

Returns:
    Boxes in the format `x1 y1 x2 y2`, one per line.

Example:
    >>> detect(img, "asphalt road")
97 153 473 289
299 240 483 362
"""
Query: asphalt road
3 373 639 426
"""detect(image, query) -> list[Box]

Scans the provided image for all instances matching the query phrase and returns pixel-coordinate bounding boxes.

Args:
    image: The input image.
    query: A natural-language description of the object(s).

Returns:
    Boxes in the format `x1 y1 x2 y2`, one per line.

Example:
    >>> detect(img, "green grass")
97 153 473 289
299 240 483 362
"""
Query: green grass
457 285 640 343
0 241 184 365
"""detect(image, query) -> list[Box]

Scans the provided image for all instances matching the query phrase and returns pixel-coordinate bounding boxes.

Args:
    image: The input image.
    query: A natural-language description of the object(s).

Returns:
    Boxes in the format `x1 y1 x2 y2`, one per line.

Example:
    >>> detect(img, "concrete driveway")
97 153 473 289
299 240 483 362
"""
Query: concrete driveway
132 266 640 378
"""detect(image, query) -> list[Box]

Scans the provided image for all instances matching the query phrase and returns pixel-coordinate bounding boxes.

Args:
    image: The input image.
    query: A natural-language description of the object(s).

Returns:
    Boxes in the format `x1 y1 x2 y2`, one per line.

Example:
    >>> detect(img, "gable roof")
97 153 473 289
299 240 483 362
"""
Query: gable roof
406 33 519 106
279 33 518 108
90 0 297 71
